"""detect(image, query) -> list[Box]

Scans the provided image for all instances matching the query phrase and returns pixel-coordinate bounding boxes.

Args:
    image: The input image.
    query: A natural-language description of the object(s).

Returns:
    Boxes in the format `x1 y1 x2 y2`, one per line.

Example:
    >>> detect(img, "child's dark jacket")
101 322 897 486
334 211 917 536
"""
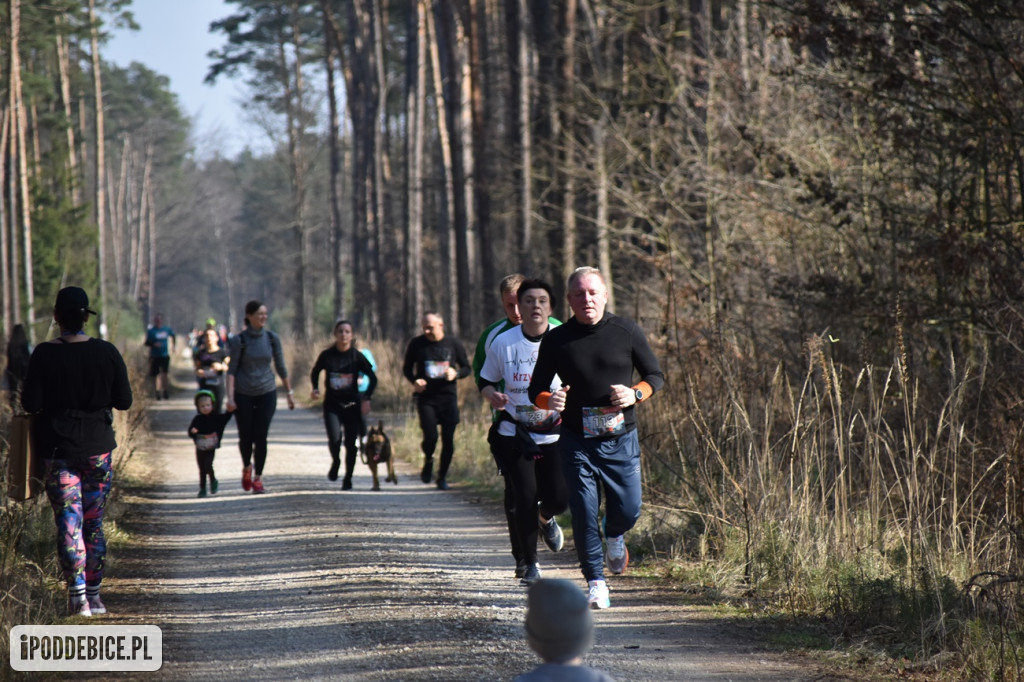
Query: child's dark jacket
188 412 233 452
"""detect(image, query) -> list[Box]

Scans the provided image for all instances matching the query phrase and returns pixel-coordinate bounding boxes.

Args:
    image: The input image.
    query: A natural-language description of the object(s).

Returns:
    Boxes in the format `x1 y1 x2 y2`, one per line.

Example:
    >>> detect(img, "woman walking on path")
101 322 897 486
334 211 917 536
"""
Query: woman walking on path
21 287 133 616
225 300 294 494
310 320 378 490
193 328 229 413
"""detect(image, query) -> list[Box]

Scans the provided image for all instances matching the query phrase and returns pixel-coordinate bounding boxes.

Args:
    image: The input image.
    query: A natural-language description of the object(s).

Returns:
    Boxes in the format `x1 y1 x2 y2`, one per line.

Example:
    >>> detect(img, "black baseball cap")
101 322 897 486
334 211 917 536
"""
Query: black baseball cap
54 287 98 315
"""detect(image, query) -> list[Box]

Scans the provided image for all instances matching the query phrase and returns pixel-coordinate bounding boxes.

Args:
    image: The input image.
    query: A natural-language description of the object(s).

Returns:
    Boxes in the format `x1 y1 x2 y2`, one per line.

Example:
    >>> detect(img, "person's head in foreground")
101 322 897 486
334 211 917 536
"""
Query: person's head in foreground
525 578 594 664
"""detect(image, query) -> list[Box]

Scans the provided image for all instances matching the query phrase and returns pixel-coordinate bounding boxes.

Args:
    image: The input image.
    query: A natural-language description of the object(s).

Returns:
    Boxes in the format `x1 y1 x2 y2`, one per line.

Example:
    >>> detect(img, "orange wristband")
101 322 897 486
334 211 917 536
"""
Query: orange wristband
631 381 653 403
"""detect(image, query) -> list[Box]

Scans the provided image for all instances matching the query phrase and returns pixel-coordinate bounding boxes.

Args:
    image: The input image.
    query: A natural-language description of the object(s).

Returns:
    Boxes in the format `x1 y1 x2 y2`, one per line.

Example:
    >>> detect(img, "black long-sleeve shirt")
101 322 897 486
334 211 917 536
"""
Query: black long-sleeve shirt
310 346 377 407
22 338 133 460
402 335 471 402
528 312 664 437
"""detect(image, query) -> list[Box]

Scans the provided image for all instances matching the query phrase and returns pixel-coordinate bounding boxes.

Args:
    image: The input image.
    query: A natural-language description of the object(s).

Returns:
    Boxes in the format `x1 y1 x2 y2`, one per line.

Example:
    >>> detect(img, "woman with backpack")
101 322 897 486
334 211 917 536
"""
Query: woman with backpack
225 300 294 494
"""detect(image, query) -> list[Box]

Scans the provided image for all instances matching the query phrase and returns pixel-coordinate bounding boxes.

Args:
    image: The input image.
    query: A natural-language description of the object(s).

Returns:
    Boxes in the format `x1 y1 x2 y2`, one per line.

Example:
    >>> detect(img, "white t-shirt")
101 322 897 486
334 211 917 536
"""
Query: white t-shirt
480 325 562 444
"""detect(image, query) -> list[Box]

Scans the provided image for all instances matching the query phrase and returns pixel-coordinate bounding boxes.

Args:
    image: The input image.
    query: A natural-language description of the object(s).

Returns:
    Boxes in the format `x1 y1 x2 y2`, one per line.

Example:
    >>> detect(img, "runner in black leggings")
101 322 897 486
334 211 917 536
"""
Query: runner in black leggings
226 300 294 494
480 279 568 586
310 320 377 490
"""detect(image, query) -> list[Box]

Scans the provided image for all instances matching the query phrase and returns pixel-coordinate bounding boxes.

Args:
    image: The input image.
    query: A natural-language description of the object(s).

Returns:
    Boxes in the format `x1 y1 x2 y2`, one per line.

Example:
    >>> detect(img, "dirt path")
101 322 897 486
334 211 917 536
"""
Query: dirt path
104 389 827 681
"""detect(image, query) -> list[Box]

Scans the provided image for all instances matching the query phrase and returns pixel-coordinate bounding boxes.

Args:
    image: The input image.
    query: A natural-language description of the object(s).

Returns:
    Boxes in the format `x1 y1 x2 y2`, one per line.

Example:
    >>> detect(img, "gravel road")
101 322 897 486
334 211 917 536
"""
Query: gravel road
102 391 827 681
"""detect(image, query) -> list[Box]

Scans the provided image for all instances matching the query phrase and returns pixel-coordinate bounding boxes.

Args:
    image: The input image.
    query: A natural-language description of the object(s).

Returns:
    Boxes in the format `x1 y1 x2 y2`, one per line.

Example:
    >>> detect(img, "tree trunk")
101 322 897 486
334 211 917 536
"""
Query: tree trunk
54 25 81 206
404 0 427 331
329 0 373 332
283 1 311 341
6 101 19 328
370 0 389 337
89 0 108 337
427 2 459 329
507 0 533 276
133 145 153 305
0 108 10 336
469 0 495 304
11 0 34 337
559 0 578 292
452 4 480 335
324 10 346 320
147 176 156 318
114 135 130 296
580 0 613 311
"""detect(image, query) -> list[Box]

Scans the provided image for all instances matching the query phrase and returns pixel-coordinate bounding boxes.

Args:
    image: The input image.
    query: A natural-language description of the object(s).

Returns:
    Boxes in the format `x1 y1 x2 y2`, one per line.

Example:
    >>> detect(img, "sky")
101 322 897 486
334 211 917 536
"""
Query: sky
103 0 261 158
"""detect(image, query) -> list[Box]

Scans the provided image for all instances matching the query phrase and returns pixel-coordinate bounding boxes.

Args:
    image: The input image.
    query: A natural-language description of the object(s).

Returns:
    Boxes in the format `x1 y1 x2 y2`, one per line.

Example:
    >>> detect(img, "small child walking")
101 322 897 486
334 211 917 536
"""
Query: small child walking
514 579 617 682
188 390 233 497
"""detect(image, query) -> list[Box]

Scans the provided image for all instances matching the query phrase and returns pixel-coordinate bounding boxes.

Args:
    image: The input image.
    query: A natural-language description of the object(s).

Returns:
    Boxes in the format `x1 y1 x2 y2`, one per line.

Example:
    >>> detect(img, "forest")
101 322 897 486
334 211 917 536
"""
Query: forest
3 0 1024 677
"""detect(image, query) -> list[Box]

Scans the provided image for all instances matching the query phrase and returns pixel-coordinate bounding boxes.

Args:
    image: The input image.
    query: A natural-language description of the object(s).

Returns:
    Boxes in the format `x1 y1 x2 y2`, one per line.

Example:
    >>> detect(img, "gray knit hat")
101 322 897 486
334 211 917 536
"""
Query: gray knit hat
524 579 594 663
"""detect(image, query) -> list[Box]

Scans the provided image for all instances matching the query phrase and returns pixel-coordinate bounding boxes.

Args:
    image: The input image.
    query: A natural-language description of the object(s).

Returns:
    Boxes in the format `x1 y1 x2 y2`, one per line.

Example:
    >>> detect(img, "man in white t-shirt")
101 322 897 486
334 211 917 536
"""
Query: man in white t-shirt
480 278 568 585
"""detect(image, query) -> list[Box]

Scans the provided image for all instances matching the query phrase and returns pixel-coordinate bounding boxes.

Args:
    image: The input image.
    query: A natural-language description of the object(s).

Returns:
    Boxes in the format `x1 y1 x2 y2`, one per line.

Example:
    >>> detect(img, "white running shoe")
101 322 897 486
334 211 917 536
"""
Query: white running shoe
588 579 610 610
68 596 92 618
87 595 107 615
606 535 629 574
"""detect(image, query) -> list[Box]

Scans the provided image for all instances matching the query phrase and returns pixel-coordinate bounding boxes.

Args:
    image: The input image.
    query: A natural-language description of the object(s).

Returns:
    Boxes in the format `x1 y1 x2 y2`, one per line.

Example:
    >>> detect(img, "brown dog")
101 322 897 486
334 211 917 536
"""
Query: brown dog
363 420 397 490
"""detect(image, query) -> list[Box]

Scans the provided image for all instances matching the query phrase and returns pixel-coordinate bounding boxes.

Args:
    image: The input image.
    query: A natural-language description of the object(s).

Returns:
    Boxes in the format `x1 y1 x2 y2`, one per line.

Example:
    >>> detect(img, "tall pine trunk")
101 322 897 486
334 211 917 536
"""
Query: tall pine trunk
11 0 34 337
54 25 81 206
427 3 458 330
404 0 427 330
1 108 10 336
324 11 346 320
88 0 108 336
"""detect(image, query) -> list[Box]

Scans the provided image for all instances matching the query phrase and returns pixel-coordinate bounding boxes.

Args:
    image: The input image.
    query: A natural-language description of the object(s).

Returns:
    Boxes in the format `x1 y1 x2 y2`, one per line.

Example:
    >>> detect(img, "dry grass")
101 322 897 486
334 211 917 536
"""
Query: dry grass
634 329 1024 680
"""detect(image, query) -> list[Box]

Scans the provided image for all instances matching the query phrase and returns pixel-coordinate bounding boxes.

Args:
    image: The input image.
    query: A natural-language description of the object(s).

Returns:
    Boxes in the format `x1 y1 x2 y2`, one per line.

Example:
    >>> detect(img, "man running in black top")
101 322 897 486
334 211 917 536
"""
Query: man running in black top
528 267 665 609
402 312 471 489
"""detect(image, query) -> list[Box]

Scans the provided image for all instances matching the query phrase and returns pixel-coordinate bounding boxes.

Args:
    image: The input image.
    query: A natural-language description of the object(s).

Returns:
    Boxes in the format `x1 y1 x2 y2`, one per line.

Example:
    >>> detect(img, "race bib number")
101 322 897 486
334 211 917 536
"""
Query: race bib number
516 404 559 431
195 433 219 450
424 360 450 380
582 407 625 438
329 372 355 391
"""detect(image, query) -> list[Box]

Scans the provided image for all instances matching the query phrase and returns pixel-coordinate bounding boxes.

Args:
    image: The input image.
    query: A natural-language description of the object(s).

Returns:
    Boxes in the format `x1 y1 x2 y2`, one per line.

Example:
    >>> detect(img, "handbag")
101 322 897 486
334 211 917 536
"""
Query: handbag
7 414 43 500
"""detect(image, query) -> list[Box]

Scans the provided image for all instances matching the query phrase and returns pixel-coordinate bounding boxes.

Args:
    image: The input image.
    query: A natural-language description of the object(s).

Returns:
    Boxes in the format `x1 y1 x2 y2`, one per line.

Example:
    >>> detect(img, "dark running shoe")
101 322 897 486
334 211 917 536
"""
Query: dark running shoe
420 459 433 484
514 561 528 579
210 477 219 495
520 563 541 586
539 516 564 552
328 458 340 482
436 478 449 490
341 478 352 491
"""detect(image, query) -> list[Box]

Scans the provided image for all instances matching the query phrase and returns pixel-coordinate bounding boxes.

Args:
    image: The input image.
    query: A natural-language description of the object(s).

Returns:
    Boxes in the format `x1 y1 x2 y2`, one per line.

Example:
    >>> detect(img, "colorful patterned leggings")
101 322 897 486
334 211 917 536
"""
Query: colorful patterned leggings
44 452 113 591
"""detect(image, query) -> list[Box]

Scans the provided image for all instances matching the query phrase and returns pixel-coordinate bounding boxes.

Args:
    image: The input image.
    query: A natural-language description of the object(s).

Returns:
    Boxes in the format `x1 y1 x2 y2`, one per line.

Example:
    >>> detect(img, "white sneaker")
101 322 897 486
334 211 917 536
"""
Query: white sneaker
87 595 107 615
68 596 92 617
606 535 629 574
588 580 610 610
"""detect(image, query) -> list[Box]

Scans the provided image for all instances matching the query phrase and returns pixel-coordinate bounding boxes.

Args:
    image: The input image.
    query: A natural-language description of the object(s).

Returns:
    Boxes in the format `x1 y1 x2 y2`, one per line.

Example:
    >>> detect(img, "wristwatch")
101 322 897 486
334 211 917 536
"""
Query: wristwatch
633 388 644 403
